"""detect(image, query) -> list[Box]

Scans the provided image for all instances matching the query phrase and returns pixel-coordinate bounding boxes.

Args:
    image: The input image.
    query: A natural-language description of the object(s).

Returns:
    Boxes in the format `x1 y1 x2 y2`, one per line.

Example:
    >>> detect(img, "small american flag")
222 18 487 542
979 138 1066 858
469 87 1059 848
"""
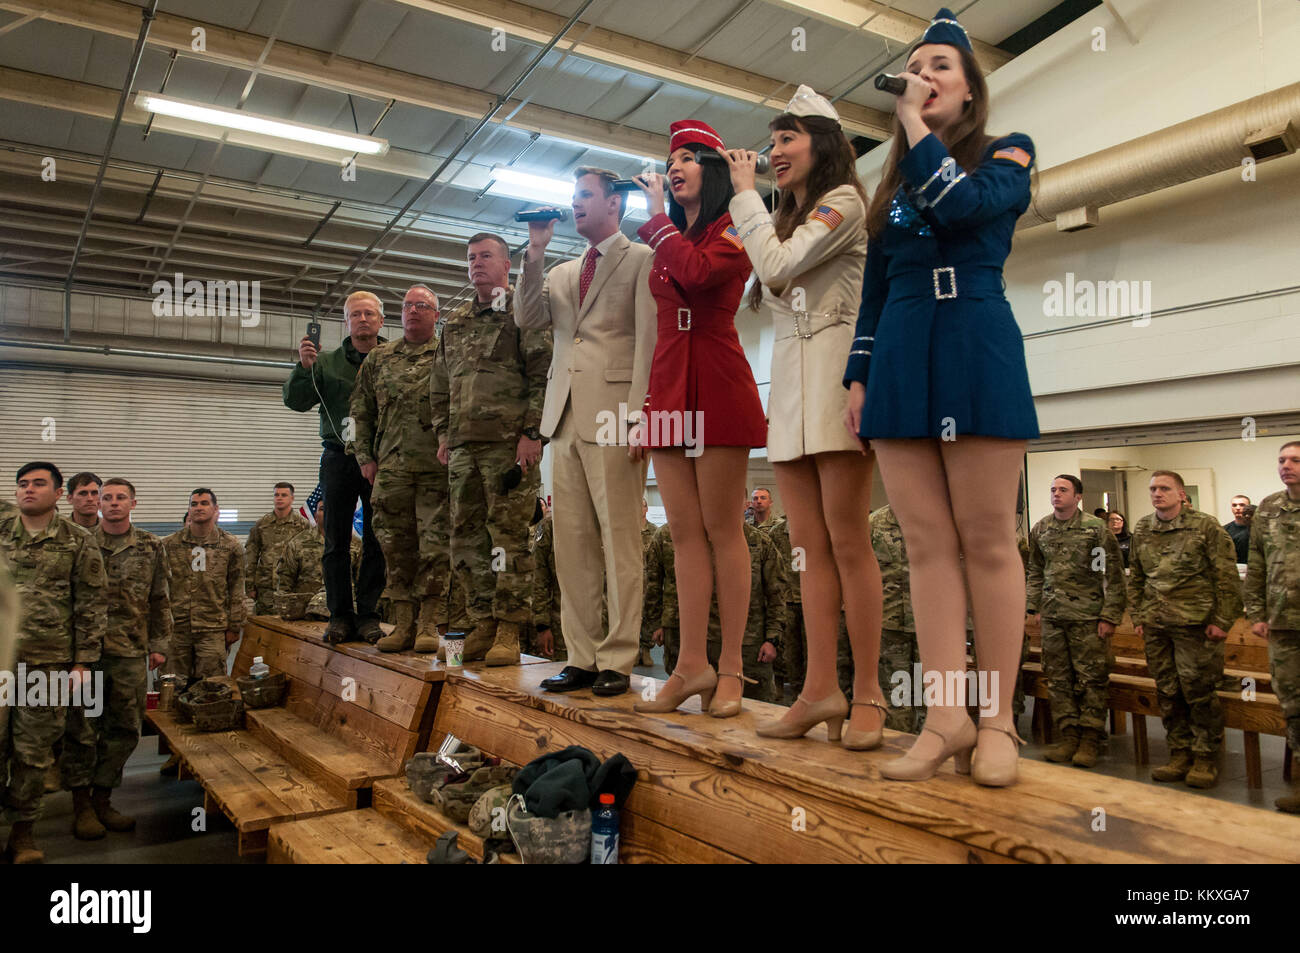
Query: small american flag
810 205 844 230
300 483 324 525
992 146 1031 168
722 225 744 249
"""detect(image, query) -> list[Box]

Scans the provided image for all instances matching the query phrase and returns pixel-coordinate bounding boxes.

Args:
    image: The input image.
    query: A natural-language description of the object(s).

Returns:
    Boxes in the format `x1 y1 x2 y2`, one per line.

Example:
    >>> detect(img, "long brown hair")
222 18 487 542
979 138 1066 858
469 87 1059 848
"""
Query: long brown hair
865 43 994 239
748 115 867 311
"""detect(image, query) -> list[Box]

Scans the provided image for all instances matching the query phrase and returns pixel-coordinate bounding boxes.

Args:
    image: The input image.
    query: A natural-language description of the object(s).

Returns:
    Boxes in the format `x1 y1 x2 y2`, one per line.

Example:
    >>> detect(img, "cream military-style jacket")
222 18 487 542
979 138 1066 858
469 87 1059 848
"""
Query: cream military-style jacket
728 184 867 462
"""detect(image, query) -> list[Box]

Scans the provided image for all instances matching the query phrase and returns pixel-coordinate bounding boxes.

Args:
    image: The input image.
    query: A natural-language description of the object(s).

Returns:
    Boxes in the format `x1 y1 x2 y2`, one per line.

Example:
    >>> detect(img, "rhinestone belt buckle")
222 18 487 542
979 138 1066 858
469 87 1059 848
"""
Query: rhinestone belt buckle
932 266 957 300
677 307 692 331
792 311 813 340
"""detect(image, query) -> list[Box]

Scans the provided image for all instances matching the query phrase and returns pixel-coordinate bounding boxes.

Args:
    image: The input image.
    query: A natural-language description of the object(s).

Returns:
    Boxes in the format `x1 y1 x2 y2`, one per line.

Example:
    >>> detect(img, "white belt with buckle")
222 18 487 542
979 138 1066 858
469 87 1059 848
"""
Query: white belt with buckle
677 307 692 331
932 266 957 299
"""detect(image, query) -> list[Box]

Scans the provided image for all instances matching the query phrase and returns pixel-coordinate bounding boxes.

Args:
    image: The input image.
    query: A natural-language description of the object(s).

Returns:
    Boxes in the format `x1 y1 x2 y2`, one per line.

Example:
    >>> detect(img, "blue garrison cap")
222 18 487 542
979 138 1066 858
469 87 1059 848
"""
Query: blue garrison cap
921 7 973 53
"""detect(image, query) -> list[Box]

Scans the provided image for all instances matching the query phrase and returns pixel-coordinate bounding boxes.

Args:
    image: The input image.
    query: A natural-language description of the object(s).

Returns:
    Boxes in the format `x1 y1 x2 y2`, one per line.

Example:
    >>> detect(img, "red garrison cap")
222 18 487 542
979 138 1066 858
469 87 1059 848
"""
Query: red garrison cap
669 120 725 155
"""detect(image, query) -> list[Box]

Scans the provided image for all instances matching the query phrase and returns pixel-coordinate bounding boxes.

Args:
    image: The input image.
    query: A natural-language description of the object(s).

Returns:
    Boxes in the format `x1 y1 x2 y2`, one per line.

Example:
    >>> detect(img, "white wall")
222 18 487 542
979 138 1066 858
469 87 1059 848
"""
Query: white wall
1026 431 1300 527
853 0 1300 435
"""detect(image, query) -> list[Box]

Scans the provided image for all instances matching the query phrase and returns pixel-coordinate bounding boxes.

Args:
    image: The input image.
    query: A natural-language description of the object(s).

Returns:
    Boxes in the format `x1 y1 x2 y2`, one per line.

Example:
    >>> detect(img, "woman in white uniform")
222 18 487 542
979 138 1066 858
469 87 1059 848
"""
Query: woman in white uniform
721 85 888 747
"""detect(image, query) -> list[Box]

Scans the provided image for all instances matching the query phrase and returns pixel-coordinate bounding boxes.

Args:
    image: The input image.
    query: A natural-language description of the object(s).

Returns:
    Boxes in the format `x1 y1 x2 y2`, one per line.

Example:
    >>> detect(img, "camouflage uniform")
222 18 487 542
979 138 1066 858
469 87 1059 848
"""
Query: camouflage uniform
1026 511 1125 735
765 515 806 697
430 292 551 625
644 522 786 701
530 515 567 660
276 526 326 596
245 509 308 614
1244 489 1300 747
162 524 246 682
638 520 658 659
349 334 451 619
870 506 924 732
0 513 106 822
63 525 170 790
1127 508 1244 757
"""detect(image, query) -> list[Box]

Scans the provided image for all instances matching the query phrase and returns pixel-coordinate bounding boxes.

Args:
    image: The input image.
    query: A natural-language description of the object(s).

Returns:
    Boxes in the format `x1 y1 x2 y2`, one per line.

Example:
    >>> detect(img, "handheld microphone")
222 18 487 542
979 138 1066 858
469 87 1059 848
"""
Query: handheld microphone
611 179 641 192
514 208 569 223
695 150 770 174
875 74 907 96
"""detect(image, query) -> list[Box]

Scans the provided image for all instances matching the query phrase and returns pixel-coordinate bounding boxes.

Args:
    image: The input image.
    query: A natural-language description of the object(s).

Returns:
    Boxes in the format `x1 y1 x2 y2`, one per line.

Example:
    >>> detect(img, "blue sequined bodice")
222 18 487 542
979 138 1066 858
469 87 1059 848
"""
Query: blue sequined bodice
888 187 932 237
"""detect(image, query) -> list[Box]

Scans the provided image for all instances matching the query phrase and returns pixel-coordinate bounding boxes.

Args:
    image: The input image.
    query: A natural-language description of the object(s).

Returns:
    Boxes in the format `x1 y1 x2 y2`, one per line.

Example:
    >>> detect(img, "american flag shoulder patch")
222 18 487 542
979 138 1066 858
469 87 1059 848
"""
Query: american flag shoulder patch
810 205 844 229
723 225 744 249
992 146 1031 168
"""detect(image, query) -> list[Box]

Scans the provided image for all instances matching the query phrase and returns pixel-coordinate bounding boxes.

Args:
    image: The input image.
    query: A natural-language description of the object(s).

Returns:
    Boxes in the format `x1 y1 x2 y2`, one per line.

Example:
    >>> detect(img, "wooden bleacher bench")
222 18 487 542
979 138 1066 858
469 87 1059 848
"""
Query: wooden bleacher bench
147 616 447 855
1021 614 1290 789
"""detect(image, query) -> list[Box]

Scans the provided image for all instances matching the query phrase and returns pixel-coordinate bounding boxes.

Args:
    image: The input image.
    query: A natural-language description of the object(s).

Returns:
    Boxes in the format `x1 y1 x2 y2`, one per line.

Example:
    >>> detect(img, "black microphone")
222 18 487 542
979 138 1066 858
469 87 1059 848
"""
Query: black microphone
875 74 907 95
611 179 641 192
694 150 770 174
514 208 570 223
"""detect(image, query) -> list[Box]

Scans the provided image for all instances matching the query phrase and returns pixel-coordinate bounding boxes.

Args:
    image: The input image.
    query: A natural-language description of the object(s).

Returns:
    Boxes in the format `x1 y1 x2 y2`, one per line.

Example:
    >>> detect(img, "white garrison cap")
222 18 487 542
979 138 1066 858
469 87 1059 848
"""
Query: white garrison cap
785 84 840 123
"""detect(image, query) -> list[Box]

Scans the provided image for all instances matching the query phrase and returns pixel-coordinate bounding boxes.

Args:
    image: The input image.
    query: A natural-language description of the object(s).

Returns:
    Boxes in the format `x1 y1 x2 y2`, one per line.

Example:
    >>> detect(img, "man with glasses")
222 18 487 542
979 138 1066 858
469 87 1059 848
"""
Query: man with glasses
283 290 388 644
349 285 451 654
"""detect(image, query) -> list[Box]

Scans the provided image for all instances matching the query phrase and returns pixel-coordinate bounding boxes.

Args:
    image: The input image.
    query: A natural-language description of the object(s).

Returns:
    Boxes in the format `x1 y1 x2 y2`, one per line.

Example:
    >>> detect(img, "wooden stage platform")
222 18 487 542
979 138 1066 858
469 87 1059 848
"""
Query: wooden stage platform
436 662 1300 864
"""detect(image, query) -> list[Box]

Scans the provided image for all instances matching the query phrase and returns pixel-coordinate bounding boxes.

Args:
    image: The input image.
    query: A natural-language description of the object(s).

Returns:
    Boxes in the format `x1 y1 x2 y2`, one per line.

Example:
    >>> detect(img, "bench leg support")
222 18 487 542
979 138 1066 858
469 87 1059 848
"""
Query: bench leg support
1243 731 1262 790
1132 714 1148 766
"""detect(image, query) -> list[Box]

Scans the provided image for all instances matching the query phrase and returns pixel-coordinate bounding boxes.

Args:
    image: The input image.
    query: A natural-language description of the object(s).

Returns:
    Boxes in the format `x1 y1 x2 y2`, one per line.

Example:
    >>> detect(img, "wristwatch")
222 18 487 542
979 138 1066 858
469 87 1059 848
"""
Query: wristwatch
522 426 541 440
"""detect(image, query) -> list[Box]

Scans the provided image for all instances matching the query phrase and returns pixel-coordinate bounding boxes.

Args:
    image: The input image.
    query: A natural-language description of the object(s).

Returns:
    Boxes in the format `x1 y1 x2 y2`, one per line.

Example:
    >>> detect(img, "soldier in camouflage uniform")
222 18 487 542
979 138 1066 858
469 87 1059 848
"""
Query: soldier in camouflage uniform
431 233 552 667
764 514 805 700
245 483 308 615
1128 470 1244 789
350 284 451 654
274 500 362 600
638 500 658 667
162 488 245 684
1026 475 1125 768
530 512 567 661
62 478 170 838
1 462 107 864
870 505 925 732
644 521 787 701
1244 441 1300 813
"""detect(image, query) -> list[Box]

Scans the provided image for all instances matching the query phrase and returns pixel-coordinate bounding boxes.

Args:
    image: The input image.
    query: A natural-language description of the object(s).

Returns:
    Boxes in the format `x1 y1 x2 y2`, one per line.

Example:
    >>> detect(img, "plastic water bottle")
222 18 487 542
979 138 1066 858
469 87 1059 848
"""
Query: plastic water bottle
249 657 269 679
590 793 619 864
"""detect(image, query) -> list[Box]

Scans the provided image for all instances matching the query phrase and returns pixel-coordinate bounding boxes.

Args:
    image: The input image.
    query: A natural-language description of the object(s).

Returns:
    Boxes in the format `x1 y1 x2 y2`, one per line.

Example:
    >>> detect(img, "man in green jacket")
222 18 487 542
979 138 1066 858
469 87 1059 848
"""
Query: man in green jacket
282 291 387 644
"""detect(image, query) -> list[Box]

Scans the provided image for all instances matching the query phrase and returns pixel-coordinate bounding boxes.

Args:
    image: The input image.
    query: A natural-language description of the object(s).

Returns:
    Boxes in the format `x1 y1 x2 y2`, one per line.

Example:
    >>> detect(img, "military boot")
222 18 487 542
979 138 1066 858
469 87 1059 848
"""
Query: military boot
1072 729 1102 768
1043 727 1080 763
462 620 497 662
1275 791 1300 814
1184 755 1219 789
377 601 417 653
5 821 43 864
92 786 136 832
485 621 521 667
44 761 62 793
1151 749 1193 782
413 597 441 654
71 787 106 840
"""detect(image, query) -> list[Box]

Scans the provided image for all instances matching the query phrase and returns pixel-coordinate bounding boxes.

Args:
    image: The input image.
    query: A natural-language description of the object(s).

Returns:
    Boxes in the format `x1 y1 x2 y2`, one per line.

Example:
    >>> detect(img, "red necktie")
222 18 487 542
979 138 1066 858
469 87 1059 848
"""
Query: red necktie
578 246 600 305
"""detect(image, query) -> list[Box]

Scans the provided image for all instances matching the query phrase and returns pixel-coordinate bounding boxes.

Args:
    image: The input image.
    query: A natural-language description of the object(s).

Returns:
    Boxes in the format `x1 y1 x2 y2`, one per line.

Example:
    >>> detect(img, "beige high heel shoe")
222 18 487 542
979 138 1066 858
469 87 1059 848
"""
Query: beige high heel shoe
633 667 718 714
842 699 889 751
707 671 756 719
971 723 1026 787
877 717 977 781
755 690 849 740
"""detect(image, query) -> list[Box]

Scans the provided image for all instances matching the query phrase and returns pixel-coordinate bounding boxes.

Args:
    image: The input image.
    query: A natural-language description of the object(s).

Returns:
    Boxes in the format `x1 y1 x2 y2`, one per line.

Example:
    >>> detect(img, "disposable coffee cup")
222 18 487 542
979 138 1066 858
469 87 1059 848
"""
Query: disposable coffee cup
444 631 465 668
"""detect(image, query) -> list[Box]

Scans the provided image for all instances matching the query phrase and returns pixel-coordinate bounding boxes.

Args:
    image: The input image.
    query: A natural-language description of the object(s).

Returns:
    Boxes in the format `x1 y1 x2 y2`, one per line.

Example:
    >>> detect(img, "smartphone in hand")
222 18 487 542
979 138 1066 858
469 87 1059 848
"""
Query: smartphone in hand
306 321 322 349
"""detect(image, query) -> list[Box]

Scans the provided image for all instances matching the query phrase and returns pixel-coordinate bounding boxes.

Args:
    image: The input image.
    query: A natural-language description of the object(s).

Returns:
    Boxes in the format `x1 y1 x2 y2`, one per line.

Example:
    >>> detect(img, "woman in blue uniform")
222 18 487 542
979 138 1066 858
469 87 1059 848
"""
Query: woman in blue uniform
843 8 1038 786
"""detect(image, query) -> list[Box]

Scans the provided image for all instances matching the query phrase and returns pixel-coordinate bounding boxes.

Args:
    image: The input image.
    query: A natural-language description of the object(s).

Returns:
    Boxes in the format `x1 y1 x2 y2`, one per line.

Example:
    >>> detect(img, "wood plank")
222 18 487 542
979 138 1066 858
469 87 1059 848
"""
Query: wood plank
618 807 749 864
247 617 447 681
371 778 520 865
268 811 429 864
438 664 1300 864
281 676 420 769
235 625 427 729
246 706 401 791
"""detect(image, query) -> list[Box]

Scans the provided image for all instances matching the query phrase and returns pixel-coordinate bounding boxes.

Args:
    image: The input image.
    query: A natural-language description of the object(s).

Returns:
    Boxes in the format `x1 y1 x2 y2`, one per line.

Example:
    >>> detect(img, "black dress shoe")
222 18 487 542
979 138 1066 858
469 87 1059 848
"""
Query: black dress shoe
591 670 630 697
322 617 356 644
354 617 383 644
540 666 598 693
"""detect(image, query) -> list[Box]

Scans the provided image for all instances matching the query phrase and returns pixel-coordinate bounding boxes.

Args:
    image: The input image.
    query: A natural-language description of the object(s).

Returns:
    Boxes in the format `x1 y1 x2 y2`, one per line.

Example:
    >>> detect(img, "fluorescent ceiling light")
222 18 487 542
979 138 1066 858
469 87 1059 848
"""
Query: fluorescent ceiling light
135 93 389 155
487 166 648 215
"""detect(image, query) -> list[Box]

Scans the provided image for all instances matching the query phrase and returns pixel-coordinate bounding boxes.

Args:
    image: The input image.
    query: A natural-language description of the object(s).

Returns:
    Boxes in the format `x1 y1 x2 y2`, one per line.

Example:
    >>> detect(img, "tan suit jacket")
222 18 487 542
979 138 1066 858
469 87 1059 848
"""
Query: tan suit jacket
514 232 656 440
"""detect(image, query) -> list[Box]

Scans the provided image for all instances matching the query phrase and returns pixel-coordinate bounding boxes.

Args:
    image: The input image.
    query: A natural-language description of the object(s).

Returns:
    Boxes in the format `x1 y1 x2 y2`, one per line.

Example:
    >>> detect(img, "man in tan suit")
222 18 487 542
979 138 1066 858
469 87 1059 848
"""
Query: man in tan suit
515 167 656 696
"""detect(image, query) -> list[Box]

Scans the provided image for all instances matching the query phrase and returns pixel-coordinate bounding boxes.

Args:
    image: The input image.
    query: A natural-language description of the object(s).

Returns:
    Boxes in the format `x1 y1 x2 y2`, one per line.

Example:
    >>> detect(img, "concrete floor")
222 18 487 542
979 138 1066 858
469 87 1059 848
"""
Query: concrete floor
19 646 1297 863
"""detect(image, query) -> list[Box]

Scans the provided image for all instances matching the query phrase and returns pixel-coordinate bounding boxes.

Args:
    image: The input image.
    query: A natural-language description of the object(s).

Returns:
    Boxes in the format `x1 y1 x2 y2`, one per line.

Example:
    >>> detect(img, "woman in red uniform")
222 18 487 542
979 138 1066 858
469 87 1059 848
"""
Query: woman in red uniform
631 121 767 718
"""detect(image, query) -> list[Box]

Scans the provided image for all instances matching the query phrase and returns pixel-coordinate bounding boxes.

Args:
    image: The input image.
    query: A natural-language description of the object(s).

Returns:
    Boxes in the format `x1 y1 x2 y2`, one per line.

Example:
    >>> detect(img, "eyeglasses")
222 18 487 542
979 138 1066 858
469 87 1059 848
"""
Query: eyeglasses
401 301 437 313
